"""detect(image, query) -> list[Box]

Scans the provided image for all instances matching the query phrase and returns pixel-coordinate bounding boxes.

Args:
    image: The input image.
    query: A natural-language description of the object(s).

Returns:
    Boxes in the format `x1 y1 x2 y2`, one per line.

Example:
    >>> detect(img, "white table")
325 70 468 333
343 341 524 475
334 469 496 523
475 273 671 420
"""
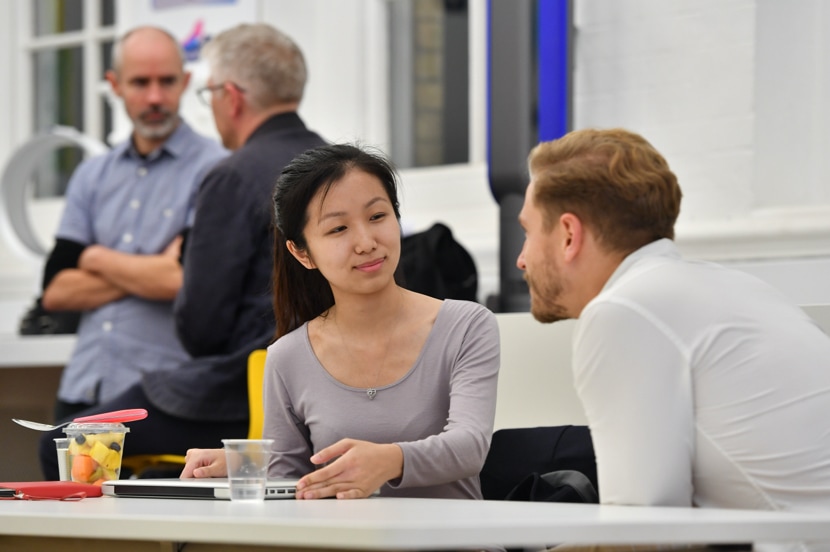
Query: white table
0 333 75 368
1 496 829 551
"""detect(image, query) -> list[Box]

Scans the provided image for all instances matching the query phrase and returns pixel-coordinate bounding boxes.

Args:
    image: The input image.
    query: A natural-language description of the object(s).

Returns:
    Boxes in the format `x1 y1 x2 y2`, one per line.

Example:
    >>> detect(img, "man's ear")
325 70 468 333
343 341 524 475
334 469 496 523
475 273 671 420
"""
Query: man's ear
105 70 121 98
558 212 584 263
181 70 192 91
228 82 245 117
286 240 316 269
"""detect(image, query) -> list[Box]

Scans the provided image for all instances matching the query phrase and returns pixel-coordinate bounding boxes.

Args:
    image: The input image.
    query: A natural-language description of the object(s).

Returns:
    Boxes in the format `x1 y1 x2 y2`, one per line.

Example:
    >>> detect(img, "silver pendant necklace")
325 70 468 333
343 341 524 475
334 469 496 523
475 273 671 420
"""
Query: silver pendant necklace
334 298 403 400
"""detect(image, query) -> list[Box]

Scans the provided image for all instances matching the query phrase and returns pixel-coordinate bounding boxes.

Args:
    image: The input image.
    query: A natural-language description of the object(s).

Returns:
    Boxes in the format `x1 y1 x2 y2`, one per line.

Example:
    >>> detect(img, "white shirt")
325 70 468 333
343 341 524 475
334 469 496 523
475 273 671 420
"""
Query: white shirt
573 239 830 520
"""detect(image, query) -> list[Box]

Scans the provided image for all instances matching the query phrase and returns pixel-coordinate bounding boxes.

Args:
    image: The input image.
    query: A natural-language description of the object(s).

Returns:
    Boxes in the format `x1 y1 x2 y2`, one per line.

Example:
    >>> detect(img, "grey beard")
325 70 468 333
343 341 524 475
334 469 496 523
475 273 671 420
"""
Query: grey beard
134 114 179 141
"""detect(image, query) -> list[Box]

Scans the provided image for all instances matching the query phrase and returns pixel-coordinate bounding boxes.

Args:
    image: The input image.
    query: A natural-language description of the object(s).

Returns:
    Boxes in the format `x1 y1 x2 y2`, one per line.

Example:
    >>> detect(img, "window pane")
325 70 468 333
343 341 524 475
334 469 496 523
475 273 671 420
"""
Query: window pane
101 0 116 26
101 40 113 76
101 41 114 140
33 47 85 197
389 0 469 169
101 96 113 145
34 0 84 36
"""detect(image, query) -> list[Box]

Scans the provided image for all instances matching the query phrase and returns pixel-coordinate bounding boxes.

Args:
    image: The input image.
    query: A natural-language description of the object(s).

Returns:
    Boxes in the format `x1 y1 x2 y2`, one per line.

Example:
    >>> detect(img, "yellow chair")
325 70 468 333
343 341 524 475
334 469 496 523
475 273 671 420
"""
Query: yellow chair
120 453 187 476
121 349 268 477
246 349 267 439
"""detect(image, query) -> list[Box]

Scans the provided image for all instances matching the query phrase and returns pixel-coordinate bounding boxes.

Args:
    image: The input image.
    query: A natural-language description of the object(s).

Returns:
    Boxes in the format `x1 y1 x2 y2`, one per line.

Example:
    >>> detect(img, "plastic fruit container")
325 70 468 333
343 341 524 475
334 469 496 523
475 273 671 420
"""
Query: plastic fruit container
64 422 129 485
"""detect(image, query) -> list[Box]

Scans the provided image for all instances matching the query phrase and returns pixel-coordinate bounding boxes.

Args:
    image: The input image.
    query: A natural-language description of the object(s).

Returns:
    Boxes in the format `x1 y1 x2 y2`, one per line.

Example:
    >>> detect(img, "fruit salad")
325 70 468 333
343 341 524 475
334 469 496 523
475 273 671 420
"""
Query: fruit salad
64 423 129 485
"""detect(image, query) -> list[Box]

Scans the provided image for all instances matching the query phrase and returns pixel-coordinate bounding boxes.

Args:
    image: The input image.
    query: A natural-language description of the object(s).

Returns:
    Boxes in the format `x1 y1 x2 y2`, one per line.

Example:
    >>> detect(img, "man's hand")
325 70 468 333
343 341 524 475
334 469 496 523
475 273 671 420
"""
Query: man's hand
295 439 403 500
76 236 184 301
162 235 183 259
77 244 111 273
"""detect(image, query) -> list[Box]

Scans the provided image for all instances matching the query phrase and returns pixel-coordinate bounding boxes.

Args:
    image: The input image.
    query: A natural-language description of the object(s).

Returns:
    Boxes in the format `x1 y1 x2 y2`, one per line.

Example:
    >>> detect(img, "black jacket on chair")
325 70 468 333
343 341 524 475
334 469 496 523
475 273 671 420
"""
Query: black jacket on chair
479 425 598 503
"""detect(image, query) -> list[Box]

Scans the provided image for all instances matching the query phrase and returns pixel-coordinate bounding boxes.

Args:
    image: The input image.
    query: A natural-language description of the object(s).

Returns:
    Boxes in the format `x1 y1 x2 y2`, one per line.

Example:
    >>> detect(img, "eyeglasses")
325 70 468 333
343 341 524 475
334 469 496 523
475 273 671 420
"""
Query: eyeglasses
195 82 246 106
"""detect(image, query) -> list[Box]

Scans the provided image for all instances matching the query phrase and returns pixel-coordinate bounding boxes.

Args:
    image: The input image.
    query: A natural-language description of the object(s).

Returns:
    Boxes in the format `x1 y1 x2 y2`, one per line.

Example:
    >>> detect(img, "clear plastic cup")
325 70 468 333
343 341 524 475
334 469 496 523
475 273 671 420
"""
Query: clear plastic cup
63 422 129 485
222 439 274 501
53 437 72 481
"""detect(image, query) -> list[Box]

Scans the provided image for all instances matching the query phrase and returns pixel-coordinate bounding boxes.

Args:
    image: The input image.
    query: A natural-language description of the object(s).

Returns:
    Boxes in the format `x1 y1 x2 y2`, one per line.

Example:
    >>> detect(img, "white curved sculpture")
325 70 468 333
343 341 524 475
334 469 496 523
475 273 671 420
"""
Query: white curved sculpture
0 126 108 257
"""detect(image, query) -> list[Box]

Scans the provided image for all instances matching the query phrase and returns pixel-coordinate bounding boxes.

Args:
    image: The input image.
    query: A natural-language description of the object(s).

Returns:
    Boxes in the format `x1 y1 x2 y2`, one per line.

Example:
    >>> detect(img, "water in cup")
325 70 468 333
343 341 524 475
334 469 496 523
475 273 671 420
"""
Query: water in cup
229 477 267 501
222 439 274 502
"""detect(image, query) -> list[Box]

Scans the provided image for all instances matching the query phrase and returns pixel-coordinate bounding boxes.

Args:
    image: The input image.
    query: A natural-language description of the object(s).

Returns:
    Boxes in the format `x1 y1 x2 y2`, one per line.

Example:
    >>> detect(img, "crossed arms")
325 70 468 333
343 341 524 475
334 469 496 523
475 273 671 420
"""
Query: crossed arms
41 235 185 311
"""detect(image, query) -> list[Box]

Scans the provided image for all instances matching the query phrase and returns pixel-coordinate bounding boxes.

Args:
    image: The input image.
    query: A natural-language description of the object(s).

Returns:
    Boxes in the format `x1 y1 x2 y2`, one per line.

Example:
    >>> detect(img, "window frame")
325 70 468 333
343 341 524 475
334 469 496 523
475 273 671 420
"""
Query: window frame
16 0 116 150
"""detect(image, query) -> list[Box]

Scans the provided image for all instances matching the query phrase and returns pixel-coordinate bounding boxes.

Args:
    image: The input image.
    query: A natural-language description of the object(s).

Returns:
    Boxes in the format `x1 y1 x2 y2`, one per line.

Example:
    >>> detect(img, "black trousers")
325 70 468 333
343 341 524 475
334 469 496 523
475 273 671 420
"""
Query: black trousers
39 384 248 481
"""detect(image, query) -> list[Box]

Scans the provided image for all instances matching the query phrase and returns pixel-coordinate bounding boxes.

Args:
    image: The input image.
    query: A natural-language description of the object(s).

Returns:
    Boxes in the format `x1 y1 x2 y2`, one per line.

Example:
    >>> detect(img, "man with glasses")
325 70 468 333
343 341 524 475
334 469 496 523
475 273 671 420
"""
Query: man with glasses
39 23 325 480
158 21 326 432
39 26 226 421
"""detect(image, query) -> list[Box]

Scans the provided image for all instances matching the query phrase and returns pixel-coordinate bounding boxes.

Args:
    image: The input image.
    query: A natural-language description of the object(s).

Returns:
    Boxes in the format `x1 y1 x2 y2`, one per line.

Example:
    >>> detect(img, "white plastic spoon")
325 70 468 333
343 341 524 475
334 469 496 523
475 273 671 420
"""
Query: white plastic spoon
11 408 148 431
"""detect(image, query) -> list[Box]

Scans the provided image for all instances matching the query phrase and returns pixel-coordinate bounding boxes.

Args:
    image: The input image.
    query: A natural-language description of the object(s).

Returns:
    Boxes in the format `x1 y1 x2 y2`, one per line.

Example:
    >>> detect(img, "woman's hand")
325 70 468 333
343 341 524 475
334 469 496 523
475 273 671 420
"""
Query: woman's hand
295 439 403 500
180 448 228 479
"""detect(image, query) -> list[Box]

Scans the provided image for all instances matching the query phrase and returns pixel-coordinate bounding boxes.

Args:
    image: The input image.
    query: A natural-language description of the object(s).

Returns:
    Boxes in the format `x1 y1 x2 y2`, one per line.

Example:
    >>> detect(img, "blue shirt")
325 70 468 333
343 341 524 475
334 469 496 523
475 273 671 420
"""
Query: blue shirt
56 120 227 404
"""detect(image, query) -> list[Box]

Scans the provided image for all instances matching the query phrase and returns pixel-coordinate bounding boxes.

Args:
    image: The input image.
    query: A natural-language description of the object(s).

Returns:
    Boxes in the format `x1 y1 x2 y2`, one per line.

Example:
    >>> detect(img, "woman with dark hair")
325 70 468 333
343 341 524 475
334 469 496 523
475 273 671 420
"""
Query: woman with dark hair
182 144 500 500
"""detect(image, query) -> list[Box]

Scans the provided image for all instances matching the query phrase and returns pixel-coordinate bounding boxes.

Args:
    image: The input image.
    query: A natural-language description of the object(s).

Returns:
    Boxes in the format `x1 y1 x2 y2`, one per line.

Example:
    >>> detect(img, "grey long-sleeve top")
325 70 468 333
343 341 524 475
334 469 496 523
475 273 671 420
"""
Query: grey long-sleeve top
263 299 500 499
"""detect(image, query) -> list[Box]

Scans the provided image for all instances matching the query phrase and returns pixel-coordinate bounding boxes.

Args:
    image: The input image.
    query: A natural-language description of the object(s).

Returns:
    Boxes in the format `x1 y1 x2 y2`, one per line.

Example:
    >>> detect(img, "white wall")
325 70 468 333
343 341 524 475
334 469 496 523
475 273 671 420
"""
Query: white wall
574 0 757 223
754 1 830 210
572 0 830 304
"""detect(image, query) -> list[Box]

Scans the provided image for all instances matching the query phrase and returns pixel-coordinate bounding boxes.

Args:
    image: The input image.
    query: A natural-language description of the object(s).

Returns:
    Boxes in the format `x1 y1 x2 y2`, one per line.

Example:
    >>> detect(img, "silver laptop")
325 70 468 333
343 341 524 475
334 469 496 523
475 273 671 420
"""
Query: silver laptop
101 477 299 500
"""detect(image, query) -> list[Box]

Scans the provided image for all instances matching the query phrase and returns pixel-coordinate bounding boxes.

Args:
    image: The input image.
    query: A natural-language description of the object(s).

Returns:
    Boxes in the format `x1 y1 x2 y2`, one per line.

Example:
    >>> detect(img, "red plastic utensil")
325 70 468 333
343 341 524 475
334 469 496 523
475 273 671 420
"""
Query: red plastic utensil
12 408 148 431
73 408 148 424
